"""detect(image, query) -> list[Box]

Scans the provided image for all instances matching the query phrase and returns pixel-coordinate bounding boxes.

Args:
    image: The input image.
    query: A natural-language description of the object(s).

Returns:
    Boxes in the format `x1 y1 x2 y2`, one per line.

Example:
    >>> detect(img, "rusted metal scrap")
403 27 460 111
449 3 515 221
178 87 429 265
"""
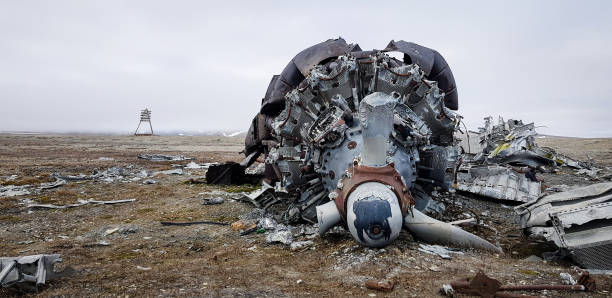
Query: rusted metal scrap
445 270 594 297
365 279 395 292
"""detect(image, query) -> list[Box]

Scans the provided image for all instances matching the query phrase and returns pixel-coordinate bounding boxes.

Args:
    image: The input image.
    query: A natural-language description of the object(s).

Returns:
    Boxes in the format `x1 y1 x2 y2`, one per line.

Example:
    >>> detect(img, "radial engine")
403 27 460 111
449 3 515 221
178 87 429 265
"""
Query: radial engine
243 38 500 251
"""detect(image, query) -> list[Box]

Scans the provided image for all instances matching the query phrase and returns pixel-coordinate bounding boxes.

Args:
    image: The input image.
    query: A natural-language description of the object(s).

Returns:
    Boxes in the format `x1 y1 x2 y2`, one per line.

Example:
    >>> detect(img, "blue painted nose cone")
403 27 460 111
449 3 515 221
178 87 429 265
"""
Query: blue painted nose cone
346 182 404 247
352 199 392 243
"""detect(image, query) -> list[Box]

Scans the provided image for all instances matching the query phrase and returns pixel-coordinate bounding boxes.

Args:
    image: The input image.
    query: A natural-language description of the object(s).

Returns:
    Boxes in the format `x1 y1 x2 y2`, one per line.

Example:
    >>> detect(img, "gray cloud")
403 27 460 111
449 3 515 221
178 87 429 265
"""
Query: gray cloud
1 1 611 136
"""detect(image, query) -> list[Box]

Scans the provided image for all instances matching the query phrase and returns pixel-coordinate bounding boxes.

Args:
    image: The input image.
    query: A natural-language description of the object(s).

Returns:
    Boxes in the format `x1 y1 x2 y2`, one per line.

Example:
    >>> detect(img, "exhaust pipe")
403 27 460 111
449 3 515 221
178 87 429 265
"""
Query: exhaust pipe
316 200 342 235
404 209 503 253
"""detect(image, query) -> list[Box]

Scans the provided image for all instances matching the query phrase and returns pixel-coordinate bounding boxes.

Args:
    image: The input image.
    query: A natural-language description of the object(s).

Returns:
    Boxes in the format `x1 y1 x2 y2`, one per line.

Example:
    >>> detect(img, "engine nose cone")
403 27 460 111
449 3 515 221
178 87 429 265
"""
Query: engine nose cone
346 182 403 247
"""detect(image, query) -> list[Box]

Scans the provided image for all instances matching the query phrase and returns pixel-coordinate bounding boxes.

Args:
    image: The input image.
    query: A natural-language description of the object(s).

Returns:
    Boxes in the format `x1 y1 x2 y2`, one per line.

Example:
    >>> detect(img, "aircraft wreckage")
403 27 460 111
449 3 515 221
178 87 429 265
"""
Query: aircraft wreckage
208 38 501 251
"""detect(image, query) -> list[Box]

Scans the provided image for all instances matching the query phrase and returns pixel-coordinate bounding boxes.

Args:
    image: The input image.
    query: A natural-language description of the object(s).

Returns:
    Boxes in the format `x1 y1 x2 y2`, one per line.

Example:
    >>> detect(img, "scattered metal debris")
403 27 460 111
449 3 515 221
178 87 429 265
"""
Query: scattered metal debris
205 152 262 185
266 229 293 245
38 178 66 190
457 165 541 203
240 184 281 209
546 184 573 192
418 244 464 259
290 240 314 251
53 166 149 183
200 197 225 205
160 221 229 226
27 198 136 209
515 182 612 269
0 178 66 198
184 161 213 169
0 185 31 197
0 254 62 290
137 154 193 161
445 270 594 297
152 168 183 176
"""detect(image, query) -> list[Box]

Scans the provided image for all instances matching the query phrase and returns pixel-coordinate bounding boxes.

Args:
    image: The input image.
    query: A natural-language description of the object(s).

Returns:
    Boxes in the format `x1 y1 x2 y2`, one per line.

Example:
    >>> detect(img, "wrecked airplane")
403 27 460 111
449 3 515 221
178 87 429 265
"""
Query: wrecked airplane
467 116 589 169
213 38 501 251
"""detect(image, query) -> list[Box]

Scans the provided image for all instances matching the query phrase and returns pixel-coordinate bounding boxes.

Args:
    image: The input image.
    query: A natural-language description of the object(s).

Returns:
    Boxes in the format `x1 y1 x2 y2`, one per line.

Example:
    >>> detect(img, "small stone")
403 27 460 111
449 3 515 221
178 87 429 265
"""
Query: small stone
136 266 151 271
296 279 303 284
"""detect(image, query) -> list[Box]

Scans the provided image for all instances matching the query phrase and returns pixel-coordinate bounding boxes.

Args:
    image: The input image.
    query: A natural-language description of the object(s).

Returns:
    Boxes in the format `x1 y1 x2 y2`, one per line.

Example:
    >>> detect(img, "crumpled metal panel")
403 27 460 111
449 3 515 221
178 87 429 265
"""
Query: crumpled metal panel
0 254 62 290
515 182 612 228
457 165 541 202
514 182 612 269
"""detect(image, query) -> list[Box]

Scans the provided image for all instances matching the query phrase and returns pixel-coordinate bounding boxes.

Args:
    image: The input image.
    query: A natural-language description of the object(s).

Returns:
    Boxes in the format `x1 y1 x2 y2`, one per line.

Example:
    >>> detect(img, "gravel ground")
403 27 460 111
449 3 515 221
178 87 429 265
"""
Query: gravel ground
1 134 611 297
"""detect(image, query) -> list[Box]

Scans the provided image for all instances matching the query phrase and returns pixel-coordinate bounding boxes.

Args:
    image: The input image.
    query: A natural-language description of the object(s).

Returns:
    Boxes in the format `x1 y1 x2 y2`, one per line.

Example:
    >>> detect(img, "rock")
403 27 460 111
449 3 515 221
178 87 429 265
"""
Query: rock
523 255 543 262
142 179 157 184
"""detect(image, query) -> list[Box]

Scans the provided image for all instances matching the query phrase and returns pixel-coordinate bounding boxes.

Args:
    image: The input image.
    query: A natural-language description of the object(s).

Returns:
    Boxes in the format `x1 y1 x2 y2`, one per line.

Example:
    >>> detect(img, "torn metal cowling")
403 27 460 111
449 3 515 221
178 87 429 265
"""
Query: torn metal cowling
515 182 612 269
457 165 541 203
0 254 62 290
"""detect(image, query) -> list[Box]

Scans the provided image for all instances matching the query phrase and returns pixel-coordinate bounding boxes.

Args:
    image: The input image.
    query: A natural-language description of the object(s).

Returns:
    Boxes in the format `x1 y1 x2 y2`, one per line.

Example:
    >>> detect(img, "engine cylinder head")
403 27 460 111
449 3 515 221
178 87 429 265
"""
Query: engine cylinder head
359 92 397 167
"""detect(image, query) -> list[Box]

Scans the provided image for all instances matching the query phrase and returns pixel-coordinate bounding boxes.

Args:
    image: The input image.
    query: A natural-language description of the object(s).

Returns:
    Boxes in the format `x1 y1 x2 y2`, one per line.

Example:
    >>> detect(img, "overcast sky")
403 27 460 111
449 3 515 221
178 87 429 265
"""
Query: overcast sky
1 1 611 137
